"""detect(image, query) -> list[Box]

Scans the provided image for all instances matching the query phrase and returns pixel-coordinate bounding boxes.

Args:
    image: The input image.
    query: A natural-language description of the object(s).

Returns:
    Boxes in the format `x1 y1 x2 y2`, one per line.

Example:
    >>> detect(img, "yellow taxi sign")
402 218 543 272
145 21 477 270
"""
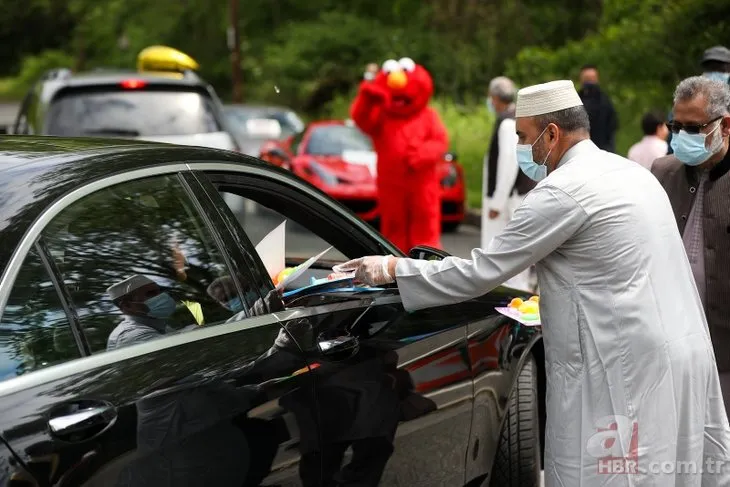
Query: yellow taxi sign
137 46 200 74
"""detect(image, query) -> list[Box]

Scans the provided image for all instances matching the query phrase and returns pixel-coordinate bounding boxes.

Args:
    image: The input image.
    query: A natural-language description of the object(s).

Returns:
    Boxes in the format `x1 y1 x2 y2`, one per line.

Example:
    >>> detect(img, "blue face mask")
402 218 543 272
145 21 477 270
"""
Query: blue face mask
670 121 723 166
704 72 730 84
226 297 244 313
144 292 176 319
516 126 552 182
486 98 496 114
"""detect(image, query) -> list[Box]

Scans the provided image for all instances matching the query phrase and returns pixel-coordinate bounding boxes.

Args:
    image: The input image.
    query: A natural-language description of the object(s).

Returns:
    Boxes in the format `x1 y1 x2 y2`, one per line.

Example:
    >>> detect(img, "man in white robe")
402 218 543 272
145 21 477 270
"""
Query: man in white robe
482 76 537 292
335 80 730 486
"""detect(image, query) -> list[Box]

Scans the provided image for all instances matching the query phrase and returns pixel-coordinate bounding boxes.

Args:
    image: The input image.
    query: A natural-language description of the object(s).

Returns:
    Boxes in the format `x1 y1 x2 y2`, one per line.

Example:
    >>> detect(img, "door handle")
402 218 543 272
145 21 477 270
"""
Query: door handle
48 404 116 437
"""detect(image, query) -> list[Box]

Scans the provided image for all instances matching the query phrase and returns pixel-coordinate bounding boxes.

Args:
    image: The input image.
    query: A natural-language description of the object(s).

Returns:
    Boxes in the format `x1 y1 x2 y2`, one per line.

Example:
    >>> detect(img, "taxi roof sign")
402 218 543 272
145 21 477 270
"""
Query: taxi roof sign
137 46 200 74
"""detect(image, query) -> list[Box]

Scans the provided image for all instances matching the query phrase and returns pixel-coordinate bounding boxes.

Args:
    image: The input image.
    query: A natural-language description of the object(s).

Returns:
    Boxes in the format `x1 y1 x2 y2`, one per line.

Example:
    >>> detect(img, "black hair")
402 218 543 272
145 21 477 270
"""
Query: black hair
641 112 664 136
534 106 591 134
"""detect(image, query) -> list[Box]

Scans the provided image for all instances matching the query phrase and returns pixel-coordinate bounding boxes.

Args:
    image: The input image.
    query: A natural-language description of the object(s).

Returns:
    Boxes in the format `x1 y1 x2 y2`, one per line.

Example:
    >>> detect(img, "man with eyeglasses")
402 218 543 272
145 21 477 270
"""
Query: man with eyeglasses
651 76 730 417
666 46 730 154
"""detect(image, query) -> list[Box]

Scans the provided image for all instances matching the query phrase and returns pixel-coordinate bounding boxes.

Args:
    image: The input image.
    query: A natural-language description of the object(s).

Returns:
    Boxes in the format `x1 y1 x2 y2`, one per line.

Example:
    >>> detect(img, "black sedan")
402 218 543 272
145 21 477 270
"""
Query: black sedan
0 137 545 487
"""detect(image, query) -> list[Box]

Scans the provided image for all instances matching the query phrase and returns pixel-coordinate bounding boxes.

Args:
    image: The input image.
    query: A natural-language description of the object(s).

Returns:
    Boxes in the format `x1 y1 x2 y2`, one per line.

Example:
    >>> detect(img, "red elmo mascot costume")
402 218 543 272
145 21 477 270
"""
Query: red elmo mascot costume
350 57 449 253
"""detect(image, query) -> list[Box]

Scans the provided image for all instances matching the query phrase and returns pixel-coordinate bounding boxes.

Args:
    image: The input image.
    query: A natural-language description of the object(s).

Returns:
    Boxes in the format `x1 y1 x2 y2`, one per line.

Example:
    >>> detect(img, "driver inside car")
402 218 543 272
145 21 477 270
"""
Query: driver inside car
106 274 201 351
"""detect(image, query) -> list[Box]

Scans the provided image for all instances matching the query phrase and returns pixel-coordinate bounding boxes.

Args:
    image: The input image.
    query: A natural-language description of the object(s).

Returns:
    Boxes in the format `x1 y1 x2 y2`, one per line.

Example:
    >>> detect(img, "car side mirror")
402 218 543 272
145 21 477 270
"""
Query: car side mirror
409 245 452 261
444 152 457 162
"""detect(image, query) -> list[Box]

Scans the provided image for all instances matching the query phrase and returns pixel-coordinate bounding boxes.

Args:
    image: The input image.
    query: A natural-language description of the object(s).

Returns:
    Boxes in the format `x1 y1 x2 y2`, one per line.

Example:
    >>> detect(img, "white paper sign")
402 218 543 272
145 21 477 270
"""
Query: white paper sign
255 221 286 281
276 247 333 290
342 150 378 177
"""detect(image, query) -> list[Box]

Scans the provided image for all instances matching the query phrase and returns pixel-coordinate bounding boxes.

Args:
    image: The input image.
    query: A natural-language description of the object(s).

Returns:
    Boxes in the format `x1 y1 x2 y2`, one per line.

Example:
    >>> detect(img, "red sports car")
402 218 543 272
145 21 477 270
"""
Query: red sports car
259 120 466 231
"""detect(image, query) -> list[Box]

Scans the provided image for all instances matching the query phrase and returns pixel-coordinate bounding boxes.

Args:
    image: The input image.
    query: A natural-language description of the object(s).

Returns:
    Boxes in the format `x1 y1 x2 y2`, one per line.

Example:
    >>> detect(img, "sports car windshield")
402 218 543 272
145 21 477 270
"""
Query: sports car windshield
305 125 373 156
45 90 222 136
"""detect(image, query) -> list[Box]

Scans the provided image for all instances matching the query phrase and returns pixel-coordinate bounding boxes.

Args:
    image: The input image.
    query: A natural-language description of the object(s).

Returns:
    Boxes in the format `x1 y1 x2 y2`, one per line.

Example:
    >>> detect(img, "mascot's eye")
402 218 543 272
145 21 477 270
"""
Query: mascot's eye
382 59 400 73
399 57 416 72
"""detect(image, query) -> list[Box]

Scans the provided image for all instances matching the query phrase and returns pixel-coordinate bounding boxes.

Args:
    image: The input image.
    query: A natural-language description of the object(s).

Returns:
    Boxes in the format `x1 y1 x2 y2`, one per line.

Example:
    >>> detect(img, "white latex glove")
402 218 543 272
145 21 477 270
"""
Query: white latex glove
332 255 395 286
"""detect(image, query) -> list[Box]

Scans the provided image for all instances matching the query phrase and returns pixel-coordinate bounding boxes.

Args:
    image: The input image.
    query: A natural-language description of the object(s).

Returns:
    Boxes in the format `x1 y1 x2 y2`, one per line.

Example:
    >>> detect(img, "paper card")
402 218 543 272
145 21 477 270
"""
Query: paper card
255 221 286 281
276 246 333 290
342 150 378 177
495 307 542 326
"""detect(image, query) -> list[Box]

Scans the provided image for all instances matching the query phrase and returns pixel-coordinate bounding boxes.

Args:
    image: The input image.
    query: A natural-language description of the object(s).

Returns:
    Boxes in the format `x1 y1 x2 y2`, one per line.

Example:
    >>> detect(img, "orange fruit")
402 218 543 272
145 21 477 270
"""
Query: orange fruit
509 298 523 308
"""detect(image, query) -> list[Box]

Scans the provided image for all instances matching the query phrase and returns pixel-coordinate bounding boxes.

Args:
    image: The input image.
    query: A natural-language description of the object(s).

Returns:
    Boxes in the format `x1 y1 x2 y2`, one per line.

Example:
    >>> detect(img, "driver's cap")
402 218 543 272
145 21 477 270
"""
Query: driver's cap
108 275 155 300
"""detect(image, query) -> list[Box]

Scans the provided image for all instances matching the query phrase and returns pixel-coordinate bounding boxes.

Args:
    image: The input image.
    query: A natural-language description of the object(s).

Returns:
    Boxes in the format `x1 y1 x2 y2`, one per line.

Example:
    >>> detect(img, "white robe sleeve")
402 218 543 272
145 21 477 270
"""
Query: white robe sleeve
395 184 588 311
488 118 519 212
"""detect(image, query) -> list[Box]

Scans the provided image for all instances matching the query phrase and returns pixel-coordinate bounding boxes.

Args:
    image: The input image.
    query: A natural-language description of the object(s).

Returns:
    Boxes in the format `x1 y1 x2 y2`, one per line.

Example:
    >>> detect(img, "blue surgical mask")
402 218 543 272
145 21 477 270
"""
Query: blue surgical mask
144 292 176 319
226 297 244 313
486 98 496 114
704 72 730 84
670 121 723 166
516 126 552 182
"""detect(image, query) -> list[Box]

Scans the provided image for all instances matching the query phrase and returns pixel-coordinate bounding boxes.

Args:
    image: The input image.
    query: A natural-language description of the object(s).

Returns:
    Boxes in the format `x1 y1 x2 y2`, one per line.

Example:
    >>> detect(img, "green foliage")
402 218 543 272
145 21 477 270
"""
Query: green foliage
15 50 75 90
2 0 729 206
506 0 730 155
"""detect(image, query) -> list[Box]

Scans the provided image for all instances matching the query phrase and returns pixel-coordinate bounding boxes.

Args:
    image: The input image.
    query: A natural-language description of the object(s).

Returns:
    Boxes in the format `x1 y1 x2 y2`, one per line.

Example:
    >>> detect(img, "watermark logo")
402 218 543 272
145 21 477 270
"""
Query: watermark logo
586 415 639 474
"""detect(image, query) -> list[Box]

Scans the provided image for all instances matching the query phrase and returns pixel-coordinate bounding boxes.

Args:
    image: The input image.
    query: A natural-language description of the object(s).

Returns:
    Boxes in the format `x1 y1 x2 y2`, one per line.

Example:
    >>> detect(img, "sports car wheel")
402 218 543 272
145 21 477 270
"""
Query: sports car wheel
488 355 541 487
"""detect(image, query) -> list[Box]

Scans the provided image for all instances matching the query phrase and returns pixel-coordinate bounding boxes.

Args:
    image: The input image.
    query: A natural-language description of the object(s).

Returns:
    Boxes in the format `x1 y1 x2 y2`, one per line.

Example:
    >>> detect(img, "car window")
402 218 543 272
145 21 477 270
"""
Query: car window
0 246 81 382
225 108 304 138
42 174 251 354
304 125 373 156
221 191 348 263
45 89 222 136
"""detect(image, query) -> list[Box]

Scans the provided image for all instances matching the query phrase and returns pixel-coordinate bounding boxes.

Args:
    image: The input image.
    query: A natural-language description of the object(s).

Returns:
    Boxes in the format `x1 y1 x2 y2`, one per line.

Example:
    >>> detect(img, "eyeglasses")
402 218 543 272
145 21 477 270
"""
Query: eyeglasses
666 116 722 135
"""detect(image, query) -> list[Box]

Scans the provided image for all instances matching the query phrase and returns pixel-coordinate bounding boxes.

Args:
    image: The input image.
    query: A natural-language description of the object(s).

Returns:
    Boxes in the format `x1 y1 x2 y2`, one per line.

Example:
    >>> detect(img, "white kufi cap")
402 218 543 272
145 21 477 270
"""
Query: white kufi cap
515 80 583 118
107 274 155 300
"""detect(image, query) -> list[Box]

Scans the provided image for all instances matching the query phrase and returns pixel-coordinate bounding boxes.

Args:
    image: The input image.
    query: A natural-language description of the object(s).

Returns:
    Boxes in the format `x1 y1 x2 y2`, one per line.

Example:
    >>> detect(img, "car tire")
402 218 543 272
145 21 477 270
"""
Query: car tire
441 221 460 233
489 355 541 487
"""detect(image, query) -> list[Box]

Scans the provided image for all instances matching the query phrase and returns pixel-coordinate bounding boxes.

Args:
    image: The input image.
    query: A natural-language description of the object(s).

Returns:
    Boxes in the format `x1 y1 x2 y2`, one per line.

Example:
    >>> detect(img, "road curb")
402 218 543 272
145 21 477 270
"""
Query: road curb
465 209 481 228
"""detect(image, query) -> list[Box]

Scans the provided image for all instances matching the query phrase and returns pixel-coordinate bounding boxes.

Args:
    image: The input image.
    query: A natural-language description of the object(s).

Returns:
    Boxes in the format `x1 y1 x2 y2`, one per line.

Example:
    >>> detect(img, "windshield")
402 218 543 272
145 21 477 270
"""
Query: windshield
45 90 222 137
225 107 305 138
305 125 373 156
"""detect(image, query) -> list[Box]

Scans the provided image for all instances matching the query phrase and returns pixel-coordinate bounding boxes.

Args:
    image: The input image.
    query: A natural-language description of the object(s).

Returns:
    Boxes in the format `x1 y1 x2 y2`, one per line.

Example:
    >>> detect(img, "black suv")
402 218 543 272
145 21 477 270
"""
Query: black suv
12 67 241 151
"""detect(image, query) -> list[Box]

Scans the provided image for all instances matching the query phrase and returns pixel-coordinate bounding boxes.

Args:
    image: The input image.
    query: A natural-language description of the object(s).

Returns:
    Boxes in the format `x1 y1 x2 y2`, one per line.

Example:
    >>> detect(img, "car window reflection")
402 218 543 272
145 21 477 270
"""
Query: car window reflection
42 174 252 353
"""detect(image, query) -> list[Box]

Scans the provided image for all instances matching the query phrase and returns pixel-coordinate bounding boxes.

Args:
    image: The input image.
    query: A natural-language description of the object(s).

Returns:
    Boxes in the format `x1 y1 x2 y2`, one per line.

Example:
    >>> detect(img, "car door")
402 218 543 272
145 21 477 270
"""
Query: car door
194 166 478 486
0 168 315 487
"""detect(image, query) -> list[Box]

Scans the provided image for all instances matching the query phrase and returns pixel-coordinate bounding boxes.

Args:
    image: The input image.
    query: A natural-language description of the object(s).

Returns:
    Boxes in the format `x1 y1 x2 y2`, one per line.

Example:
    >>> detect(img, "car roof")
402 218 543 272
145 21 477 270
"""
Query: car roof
63 71 207 87
224 104 292 112
37 71 212 105
0 136 268 273
308 120 347 129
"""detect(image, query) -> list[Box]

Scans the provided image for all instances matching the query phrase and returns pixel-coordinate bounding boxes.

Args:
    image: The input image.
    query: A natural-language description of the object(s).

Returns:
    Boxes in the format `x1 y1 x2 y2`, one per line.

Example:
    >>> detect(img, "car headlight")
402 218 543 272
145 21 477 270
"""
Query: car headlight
441 164 458 188
308 160 339 186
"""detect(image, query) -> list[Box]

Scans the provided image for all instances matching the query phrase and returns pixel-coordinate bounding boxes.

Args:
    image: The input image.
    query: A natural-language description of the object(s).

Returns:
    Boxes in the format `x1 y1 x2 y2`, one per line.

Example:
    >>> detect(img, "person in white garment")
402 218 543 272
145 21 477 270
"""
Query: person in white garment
481 76 537 291
335 80 730 486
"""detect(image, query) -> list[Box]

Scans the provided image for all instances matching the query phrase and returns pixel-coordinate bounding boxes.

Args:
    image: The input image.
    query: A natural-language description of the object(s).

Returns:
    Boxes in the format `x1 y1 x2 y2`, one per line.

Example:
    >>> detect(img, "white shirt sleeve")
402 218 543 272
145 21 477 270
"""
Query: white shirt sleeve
395 184 588 311
489 118 519 212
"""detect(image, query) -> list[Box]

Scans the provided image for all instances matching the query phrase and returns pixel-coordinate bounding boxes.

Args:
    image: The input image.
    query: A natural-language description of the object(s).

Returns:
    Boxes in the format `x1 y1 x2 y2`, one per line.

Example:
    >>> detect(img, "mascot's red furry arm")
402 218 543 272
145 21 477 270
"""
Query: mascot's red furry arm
405 108 448 170
350 80 388 137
